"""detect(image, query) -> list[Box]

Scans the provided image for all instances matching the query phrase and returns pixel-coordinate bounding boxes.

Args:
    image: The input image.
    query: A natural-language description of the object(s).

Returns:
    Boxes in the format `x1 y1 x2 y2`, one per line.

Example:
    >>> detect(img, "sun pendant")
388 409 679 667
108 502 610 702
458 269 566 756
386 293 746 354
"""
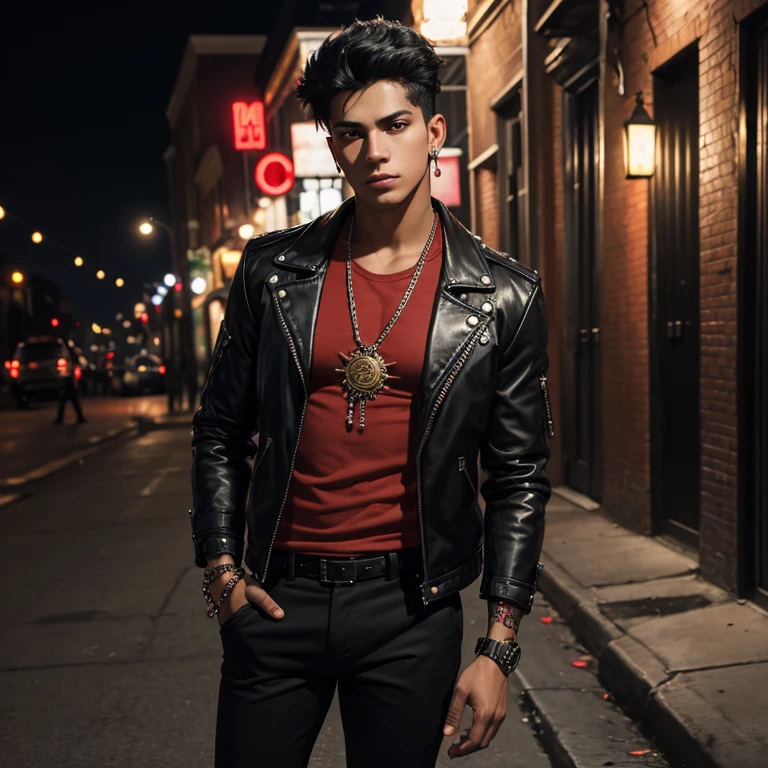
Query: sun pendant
336 349 398 431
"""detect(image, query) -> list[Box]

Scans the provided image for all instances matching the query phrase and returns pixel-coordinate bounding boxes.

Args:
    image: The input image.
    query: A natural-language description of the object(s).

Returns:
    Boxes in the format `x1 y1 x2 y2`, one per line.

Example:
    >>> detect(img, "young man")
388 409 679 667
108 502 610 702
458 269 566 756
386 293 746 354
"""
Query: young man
191 18 552 768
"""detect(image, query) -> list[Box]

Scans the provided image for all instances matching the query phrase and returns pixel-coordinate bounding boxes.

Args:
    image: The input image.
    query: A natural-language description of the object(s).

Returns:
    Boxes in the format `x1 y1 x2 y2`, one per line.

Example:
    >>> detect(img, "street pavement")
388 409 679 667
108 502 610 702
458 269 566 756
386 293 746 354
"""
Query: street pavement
1 423 666 767
0 394 168 486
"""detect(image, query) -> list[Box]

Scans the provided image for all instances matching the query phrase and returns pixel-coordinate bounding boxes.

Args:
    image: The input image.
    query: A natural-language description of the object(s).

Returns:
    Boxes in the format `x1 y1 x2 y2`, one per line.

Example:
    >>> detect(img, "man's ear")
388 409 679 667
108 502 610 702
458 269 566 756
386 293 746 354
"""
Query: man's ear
427 113 447 153
326 136 342 174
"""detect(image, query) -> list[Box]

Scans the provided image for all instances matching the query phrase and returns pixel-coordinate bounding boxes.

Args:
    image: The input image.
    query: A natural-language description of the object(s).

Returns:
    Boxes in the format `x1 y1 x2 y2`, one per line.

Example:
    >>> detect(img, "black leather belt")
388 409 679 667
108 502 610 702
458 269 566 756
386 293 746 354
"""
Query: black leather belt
271 548 422 585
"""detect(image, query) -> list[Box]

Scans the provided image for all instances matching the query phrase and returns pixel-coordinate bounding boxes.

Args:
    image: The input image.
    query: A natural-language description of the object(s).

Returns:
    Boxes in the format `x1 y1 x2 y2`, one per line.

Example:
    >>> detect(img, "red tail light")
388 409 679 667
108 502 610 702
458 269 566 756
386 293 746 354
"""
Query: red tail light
3 360 10 370
159 365 166 375
74 366 82 380
10 369 19 379
11 360 20 369
57 358 68 369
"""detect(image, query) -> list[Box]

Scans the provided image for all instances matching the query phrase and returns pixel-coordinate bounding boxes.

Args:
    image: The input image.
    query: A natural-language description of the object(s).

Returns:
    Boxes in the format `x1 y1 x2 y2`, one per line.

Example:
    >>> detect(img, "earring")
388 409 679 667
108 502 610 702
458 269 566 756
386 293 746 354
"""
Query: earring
431 147 441 178
327 136 342 174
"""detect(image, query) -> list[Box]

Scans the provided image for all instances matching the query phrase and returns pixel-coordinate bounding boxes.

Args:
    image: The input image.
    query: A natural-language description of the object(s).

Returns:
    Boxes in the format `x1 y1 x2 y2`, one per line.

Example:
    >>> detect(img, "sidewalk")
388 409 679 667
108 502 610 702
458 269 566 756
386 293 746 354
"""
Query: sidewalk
0 395 190 492
539 491 768 768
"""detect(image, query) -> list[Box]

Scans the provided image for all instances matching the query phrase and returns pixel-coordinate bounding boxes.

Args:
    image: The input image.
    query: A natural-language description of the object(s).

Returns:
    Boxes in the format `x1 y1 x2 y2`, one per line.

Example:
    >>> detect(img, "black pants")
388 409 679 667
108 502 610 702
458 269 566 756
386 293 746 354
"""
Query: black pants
215 558 463 768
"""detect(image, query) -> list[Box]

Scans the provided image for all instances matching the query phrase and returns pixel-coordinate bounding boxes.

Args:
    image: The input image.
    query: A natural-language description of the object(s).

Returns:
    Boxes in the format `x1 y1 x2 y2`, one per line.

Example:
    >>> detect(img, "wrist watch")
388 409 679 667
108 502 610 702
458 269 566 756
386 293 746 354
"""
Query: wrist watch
475 637 522 676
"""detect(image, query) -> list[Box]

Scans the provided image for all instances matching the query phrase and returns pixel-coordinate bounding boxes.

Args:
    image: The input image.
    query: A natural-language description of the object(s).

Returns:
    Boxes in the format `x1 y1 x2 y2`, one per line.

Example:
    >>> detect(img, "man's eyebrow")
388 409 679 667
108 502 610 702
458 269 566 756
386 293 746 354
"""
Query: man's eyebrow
332 109 413 129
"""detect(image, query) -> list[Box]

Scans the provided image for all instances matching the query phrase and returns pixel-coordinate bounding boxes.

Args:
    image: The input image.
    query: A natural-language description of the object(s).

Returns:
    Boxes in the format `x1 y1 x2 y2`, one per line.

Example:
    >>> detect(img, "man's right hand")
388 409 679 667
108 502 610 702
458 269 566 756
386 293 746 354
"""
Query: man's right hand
207 560 285 626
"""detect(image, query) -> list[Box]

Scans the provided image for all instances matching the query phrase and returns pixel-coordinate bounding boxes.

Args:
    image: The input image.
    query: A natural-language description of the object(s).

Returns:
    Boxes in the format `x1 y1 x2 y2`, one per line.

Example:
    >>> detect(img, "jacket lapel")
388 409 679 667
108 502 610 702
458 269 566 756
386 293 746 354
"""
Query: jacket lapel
418 200 496 431
267 198 354 385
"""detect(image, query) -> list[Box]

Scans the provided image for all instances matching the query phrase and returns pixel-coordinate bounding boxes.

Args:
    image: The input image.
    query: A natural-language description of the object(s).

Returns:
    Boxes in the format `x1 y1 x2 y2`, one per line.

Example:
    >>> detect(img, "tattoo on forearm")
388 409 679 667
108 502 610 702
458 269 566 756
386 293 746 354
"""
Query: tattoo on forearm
489 602 524 634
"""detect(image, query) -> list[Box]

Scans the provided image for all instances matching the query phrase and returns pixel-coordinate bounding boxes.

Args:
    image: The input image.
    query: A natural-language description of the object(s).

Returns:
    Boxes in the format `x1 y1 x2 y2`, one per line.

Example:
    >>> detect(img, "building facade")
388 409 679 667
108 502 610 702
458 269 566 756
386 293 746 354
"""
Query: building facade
164 35 268 400
464 0 768 606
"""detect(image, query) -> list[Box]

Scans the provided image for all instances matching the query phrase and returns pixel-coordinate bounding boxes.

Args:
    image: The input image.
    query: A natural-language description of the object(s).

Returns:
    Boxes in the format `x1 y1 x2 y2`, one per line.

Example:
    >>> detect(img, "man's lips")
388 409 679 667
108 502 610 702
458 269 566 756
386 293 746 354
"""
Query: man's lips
366 175 398 187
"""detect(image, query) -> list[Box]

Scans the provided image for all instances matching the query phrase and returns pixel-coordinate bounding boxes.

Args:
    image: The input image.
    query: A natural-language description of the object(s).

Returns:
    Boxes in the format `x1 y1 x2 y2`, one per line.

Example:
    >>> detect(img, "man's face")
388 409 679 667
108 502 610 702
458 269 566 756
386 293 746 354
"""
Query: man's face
328 80 442 209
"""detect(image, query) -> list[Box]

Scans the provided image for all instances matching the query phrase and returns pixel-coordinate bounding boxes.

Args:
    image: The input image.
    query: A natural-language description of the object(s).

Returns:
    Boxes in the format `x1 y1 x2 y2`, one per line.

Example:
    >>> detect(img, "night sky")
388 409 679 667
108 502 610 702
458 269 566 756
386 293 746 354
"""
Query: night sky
0 3 281 328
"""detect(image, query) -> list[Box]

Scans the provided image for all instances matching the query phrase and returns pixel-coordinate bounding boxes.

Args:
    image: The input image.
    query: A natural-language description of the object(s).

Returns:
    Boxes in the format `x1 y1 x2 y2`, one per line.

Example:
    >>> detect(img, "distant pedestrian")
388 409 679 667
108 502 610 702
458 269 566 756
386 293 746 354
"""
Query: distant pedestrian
54 367 87 425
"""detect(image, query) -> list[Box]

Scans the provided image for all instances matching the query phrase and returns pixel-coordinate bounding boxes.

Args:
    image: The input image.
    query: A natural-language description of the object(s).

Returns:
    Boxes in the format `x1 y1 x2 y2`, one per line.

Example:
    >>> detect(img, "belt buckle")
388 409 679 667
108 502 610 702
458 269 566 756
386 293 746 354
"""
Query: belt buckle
319 558 355 586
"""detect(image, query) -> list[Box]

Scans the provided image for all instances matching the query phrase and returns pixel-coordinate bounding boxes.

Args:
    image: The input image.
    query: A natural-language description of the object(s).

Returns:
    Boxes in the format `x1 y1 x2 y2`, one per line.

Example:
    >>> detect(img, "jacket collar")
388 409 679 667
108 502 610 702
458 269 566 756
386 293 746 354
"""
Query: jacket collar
274 197 496 292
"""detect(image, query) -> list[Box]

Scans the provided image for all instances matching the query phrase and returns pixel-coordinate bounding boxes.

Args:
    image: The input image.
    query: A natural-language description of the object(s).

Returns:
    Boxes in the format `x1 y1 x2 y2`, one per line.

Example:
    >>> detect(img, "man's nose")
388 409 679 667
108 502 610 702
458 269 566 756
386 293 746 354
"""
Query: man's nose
365 134 389 164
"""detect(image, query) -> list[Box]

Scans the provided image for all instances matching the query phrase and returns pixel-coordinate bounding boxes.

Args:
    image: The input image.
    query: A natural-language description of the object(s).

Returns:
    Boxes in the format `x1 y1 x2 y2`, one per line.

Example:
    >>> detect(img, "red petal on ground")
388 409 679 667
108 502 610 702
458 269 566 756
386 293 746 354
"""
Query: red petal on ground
603 693 611 700
541 616 553 624
571 660 589 668
629 750 652 756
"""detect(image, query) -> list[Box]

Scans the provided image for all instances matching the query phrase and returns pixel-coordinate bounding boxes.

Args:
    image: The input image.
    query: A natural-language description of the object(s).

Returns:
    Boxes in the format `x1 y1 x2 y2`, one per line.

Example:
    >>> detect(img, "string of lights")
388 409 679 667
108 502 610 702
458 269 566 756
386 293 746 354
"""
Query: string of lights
0 202 169 334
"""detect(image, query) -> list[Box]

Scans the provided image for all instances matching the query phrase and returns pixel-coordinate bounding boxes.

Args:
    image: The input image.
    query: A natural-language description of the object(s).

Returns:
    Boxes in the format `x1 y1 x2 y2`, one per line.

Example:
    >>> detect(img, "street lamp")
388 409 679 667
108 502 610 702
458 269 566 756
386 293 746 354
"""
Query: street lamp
31 231 43 244
11 271 24 284
624 91 656 179
163 273 177 287
0 205 6 219
115 277 124 287
92 323 102 334
74 256 84 267
139 221 154 235
96 270 106 280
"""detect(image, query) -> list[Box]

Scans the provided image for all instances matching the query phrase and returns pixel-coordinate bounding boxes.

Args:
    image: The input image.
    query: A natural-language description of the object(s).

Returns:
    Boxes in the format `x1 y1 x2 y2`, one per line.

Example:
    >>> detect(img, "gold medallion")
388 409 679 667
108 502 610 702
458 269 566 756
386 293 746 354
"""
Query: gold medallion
336 349 398 431
336 349 394 398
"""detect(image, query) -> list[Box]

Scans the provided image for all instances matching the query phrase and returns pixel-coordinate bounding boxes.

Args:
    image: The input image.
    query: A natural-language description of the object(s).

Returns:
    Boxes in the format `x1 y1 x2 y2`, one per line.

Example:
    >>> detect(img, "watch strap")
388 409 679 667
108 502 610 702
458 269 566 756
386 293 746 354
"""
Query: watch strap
475 637 522 676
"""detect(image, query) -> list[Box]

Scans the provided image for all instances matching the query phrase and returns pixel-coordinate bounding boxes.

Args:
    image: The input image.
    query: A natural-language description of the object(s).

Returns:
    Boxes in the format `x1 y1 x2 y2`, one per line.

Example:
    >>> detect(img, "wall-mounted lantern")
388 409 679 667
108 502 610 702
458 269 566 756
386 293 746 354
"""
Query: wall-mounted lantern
624 91 656 179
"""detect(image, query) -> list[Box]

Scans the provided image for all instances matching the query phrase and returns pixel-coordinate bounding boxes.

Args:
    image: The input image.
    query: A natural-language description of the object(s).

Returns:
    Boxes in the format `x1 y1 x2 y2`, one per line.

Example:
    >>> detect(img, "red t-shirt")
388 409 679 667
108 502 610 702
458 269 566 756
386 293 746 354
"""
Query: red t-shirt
274 219 444 555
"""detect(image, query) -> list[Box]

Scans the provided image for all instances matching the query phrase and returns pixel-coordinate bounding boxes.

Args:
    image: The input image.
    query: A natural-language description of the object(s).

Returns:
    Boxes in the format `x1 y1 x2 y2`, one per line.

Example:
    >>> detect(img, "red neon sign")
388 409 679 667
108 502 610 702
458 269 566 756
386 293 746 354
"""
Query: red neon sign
232 101 266 150
255 153 295 196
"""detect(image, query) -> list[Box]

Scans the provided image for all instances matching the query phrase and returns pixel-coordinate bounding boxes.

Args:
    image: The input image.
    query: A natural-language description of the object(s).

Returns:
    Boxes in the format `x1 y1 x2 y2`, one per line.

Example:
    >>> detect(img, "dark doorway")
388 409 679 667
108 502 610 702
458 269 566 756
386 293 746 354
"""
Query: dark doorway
650 48 701 548
562 76 602 501
496 88 527 262
740 10 768 607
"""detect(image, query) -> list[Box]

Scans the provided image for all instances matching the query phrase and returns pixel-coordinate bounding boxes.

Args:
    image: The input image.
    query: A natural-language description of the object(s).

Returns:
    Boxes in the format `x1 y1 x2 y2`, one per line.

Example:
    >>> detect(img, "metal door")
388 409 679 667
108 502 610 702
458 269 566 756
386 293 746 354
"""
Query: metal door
563 78 602 500
741 12 768 603
651 49 701 546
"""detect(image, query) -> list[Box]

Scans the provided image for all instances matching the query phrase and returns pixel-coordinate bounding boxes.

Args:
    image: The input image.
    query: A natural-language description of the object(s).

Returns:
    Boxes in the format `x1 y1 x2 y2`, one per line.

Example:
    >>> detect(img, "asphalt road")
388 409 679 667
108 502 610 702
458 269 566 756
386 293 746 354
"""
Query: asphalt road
0 424 665 767
0 393 168 484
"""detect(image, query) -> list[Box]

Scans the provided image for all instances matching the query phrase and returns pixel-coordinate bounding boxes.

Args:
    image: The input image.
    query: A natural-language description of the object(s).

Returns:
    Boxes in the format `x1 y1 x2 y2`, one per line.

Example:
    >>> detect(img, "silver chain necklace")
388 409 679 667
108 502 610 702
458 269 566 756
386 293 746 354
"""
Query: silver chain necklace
335 211 438 432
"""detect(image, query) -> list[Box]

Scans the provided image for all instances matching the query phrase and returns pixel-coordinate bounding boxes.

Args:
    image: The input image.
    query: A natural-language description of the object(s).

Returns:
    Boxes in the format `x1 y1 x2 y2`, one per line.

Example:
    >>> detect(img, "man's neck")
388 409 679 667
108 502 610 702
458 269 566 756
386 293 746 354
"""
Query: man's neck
350 182 435 261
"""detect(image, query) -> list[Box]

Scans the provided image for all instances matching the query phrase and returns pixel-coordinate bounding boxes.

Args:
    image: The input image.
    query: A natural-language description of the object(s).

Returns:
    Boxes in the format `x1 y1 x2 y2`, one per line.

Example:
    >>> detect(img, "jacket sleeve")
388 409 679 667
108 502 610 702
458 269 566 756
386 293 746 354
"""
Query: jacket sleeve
479 280 551 612
190 251 259 567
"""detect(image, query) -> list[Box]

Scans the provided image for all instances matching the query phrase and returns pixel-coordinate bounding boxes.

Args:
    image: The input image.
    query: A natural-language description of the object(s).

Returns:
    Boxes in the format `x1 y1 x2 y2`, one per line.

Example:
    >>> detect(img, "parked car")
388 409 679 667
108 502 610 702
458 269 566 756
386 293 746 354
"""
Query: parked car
6 336 81 409
110 352 166 396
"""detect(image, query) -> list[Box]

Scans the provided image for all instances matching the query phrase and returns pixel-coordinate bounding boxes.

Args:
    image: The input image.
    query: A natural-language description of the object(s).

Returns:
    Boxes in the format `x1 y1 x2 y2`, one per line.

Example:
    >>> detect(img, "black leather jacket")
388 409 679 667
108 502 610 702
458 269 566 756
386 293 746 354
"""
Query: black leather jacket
191 198 552 611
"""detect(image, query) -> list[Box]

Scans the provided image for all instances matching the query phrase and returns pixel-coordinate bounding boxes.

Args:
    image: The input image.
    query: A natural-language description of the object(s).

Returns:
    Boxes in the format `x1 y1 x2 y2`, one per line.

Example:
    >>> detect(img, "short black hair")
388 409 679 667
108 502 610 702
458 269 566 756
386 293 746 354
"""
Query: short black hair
296 18 442 131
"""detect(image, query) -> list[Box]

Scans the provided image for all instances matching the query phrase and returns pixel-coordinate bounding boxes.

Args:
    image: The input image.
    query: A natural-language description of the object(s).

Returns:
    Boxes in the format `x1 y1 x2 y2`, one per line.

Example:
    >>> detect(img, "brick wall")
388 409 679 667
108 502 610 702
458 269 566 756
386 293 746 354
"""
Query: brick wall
466 0 523 160
601 0 756 589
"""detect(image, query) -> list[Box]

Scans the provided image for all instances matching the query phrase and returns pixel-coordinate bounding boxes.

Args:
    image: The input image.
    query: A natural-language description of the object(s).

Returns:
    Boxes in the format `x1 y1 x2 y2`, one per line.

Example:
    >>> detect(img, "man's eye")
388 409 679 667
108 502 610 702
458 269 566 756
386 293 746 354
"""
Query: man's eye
341 130 360 139
389 122 407 131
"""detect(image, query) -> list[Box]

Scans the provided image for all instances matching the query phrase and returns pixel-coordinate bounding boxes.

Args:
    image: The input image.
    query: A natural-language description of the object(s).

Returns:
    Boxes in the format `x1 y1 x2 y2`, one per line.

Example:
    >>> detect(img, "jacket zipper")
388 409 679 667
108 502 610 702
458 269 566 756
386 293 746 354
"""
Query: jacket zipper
415 321 487 604
261 290 308 582
458 456 478 500
253 437 272 475
539 374 555 438
203 321 231 388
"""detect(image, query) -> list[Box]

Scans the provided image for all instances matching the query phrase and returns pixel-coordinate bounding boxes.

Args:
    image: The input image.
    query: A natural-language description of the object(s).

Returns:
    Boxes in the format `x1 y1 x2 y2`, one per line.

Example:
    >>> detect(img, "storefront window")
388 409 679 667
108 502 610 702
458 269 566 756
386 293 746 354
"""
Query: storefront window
299 177 343 223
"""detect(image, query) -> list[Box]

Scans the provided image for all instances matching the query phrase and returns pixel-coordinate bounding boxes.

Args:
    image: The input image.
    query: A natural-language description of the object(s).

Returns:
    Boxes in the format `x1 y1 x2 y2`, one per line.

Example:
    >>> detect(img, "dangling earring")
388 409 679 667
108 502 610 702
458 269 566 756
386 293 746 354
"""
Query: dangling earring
431 146 441 177
327 136 342 174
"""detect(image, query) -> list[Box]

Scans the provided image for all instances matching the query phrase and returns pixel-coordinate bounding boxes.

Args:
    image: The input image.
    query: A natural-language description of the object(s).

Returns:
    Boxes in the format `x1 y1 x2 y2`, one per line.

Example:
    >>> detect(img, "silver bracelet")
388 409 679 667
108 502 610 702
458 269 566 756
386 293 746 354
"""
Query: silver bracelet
204 567 245 618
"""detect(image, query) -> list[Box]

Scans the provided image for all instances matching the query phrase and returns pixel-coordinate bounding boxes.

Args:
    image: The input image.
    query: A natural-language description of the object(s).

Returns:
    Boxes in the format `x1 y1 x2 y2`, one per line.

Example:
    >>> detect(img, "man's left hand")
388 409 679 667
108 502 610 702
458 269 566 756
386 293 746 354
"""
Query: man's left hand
443 655 508 758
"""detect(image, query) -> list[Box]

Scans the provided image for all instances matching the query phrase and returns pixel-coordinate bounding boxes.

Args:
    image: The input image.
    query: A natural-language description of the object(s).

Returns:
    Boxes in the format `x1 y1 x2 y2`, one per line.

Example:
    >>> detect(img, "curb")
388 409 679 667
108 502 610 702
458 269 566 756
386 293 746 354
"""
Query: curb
538 555 726 768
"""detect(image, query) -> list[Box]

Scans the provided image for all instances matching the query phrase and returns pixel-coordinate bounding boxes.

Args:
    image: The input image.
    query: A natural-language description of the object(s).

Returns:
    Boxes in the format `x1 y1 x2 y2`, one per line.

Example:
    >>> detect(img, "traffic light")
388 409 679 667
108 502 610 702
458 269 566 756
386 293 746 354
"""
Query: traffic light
51 318 59 327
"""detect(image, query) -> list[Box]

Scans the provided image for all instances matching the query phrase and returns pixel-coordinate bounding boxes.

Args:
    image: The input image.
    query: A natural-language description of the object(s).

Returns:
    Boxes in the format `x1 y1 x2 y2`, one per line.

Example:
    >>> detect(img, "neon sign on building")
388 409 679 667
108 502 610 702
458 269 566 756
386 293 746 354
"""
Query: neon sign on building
232 101 266 150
